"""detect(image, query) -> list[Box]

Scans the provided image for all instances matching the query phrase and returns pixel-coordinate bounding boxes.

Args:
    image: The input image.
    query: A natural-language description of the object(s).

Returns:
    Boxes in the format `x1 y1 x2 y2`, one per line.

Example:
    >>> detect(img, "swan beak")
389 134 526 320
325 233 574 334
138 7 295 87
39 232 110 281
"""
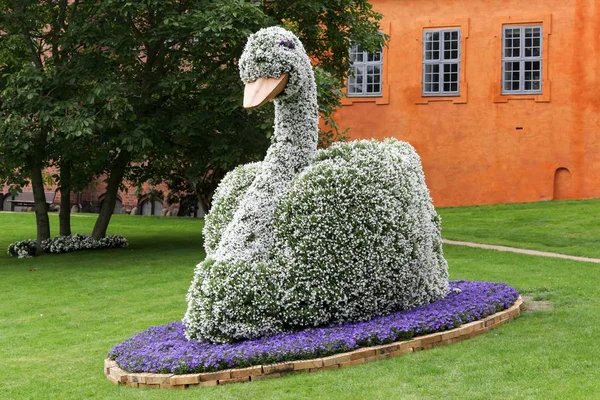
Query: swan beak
243 73 289 109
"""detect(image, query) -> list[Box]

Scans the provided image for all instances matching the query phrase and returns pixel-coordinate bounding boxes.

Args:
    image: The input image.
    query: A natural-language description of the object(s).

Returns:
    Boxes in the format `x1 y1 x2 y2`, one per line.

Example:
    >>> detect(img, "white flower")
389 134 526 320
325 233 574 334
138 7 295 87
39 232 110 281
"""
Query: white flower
184 28 449 343
8 234 128 258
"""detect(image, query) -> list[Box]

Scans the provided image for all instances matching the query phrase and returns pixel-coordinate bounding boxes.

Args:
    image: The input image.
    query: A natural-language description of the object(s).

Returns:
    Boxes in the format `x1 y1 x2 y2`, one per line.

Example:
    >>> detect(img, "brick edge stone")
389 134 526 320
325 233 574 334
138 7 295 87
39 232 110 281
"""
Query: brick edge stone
104 296 523 389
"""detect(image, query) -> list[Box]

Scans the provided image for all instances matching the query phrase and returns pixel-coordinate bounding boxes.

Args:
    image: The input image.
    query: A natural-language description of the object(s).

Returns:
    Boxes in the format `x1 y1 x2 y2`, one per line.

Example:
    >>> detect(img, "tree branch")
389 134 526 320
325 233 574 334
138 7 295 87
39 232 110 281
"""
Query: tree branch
14 2 44 70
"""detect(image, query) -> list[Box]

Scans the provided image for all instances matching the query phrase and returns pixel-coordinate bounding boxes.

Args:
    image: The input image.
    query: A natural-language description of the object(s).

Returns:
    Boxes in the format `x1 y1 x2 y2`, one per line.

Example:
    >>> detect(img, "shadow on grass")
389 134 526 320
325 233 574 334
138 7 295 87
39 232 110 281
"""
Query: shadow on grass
127 233 204 252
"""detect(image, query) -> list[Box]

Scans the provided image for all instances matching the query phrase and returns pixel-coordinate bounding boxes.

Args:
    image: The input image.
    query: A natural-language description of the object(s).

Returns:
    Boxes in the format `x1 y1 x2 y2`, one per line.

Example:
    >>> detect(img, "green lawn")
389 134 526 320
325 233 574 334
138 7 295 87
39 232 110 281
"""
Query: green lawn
438 198 600 258
1 205 599 399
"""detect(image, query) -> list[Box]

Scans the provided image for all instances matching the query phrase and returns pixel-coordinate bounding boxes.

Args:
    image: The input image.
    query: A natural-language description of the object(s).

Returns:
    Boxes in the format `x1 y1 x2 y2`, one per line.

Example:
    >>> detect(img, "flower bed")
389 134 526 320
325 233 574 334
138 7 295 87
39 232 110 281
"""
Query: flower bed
7 234 128 258
108 280 519 374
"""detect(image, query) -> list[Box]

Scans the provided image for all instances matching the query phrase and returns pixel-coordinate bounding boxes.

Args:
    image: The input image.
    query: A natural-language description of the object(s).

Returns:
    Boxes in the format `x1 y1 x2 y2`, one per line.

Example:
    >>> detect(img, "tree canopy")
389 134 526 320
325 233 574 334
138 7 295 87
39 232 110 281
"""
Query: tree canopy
0 0 386 245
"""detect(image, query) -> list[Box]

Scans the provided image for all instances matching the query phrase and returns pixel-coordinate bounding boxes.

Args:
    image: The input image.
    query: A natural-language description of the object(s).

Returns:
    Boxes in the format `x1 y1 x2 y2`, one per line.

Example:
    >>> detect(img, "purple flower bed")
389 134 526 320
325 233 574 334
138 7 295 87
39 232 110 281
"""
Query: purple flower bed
108 280 519 374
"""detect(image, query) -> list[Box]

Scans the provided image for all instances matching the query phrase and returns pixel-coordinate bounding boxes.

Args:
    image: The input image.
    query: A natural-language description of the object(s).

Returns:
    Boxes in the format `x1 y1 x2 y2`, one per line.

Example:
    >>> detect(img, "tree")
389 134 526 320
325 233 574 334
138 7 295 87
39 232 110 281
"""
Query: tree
131 0 386 213
0 0 109 247
1 0 385 242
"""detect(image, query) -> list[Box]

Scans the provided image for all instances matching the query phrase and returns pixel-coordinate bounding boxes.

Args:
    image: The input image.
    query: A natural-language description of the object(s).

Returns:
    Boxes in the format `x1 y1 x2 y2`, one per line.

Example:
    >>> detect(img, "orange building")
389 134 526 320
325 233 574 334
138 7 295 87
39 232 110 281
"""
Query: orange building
337 0 600 206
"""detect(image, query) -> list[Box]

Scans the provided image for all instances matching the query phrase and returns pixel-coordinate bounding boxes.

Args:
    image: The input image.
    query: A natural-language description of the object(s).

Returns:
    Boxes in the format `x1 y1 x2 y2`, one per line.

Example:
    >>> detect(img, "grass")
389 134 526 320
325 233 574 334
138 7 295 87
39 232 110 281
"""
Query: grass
438 198 600 258
1 203 599 399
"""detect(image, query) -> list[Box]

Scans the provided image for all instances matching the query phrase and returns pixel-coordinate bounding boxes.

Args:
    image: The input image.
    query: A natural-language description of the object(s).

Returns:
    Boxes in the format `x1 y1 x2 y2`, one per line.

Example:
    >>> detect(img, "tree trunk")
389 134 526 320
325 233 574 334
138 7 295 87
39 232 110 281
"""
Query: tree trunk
198 191 212 215
29 160 51 252
59 160 72 236
91 151 130 239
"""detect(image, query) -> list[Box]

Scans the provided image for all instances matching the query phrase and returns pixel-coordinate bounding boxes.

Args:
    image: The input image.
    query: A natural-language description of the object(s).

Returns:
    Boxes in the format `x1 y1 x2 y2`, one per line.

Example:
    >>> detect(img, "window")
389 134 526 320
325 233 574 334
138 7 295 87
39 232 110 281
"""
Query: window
347 44 383 97
141 199 163 216
502 25 542 94
422 29 461 96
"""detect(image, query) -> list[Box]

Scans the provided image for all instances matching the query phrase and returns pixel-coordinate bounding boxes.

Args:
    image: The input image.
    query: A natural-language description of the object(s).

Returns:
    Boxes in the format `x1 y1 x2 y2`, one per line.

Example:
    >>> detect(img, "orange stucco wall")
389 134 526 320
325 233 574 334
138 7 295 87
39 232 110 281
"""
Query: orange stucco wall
335 0 600 207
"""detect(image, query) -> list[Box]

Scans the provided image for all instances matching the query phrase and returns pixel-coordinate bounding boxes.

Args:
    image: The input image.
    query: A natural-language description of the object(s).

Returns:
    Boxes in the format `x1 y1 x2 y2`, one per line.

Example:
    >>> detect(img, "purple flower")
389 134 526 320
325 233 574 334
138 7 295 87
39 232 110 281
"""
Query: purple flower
108 281 519 374
279 39 295 50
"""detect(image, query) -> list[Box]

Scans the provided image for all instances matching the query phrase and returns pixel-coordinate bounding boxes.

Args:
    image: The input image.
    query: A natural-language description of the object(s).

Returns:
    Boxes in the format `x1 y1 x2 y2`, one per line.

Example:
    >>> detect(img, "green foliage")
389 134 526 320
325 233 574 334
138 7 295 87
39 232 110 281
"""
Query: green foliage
134 0 386 206
0 0 385 237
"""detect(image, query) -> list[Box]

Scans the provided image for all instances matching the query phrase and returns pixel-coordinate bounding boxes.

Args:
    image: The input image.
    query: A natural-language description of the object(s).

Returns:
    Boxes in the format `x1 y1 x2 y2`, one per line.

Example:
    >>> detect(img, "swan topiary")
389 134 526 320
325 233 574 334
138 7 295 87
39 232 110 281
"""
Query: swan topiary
183 27 449 344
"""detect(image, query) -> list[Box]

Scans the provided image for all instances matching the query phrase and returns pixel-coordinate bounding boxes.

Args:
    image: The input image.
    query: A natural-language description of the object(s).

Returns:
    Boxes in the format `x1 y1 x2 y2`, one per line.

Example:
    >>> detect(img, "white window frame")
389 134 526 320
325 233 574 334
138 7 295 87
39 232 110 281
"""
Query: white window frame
422 28 461 96
502 25 543 95
347 44 383 97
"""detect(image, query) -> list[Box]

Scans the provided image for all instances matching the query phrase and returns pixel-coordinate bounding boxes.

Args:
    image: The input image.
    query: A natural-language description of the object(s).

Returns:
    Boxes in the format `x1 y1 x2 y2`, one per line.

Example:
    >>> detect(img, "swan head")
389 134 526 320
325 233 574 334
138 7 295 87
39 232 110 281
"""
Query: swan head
239 27 313 109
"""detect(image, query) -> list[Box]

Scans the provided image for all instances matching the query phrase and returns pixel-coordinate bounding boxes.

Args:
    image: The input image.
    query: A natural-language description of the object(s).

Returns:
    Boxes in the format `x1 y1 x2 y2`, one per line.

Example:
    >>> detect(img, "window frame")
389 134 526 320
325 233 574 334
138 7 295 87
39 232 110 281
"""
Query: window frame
422 28 461 97
501 25 543 95
347 43 384 98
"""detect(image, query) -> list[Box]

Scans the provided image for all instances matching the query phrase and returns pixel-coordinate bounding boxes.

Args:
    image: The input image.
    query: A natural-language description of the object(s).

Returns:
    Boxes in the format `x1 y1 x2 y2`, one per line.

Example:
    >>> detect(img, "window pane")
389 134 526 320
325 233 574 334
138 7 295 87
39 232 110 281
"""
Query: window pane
512 41 520 57
502 25 543 94
423 29 460 95
443 30 459 60
348 40 382 96
504 39 512 58
366 50 382 62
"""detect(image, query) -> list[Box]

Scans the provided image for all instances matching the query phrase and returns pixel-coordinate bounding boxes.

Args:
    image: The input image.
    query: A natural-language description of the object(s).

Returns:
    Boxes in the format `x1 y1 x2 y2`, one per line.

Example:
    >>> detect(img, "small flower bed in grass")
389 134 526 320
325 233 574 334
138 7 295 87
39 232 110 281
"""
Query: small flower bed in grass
108 280 519 374
7 234 128 258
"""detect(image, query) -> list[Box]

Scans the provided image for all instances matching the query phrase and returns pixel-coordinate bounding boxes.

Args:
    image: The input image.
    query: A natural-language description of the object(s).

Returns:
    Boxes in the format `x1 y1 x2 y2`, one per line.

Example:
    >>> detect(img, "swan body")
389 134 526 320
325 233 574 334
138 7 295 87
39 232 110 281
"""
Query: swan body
184 27 448 343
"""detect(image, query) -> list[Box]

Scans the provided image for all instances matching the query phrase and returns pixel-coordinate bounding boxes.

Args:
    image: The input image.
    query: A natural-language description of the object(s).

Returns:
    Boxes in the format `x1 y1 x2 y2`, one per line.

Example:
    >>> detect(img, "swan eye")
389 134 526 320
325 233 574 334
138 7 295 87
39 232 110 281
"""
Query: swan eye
278 40 295 50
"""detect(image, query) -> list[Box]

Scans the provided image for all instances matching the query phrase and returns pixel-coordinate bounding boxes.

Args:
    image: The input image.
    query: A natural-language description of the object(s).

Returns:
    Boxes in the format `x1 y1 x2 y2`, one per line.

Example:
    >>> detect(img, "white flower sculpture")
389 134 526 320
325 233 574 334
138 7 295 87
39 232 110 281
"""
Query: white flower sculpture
184 27 449 343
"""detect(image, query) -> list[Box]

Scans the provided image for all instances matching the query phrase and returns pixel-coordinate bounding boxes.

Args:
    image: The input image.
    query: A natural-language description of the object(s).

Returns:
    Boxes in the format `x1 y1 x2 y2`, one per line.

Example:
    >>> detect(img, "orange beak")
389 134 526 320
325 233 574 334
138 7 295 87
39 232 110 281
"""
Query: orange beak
243 73 289 109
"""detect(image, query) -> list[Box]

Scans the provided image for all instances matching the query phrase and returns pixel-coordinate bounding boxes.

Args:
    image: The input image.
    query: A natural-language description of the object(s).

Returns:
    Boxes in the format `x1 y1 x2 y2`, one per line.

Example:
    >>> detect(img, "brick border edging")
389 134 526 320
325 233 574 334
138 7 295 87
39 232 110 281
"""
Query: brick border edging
105 296 523 389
